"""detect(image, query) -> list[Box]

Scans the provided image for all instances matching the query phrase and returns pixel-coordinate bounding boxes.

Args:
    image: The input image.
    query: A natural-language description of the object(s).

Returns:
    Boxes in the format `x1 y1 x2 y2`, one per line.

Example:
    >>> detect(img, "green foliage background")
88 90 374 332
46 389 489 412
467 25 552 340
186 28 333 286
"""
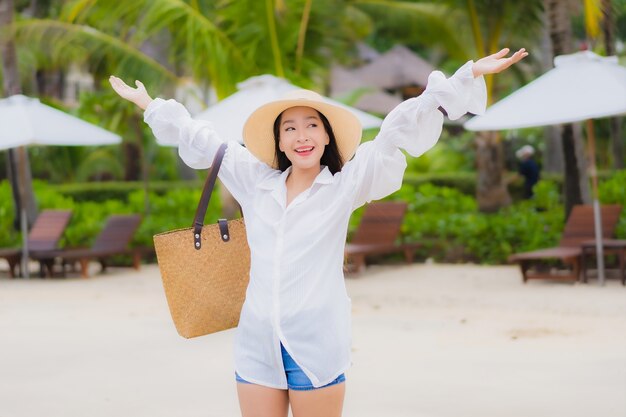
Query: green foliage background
2 171 625 265
348 171 626 264
0 180 221 250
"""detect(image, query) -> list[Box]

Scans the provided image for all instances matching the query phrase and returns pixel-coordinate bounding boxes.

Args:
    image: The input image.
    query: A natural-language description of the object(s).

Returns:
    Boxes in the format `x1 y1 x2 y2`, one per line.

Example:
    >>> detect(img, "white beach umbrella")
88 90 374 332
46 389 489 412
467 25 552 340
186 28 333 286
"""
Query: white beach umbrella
0 94 122 278
464 51 626 131
190 74 383 145
0 94 121 149
464 51 626 284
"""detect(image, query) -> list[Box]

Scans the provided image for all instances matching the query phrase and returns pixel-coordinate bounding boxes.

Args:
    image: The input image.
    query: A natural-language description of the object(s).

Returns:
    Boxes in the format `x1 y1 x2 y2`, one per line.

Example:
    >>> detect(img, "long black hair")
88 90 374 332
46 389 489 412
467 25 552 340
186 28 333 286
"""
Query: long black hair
272 109 344 174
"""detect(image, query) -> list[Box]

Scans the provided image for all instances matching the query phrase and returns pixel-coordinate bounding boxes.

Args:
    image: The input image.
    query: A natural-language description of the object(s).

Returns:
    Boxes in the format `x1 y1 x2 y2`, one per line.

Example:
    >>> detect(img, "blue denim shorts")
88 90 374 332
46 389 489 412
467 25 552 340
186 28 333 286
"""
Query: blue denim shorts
236 343 345 391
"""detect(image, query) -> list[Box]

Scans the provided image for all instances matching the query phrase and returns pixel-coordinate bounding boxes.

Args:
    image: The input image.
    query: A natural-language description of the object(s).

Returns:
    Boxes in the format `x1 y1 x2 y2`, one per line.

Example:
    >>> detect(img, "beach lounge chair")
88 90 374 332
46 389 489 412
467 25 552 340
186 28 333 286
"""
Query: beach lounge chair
33 214 142 278
344 201 421 273
508 204 622 282
0 210 72 278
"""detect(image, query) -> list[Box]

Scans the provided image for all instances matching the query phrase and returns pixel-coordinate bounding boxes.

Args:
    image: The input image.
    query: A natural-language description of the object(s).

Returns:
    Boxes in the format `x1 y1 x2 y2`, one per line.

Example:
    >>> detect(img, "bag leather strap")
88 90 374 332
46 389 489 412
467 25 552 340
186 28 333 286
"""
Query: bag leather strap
192 143 228 250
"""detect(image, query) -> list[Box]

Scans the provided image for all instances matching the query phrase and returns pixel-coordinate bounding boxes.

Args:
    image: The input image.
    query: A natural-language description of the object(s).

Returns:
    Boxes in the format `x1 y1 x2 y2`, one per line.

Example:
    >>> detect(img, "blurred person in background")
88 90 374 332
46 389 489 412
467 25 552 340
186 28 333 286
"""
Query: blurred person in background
516 145 541 199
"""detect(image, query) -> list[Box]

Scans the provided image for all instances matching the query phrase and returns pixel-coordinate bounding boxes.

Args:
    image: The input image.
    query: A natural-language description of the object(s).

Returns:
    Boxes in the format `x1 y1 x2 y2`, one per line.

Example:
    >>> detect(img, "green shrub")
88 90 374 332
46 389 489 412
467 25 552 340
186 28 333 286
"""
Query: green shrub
0 180 221 250
347 179 564 264
3 171 623 265
0 181 18 247
55 180 203 202
599 170 626 238
599 170 626 206
125 187 222 247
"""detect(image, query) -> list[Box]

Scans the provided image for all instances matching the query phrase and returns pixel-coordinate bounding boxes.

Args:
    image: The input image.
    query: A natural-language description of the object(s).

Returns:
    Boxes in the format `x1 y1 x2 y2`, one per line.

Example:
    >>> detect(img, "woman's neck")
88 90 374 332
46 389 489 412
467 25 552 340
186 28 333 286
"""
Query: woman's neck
288 164 322 184
285 164 322 206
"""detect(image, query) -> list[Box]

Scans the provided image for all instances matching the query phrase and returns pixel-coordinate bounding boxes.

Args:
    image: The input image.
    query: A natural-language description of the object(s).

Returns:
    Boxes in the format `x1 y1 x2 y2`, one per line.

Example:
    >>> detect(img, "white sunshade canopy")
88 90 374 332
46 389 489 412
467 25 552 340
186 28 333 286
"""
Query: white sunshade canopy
464 51 626 131
0 94 121 150
192 74 383 145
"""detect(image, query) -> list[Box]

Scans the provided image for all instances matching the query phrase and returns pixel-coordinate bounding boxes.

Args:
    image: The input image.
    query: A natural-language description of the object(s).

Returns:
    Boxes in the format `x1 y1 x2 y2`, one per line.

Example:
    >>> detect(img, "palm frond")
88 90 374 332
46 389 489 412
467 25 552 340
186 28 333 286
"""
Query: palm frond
353 0 471 60
11 19 177 86
583 0 603 38
141 0 251 97
58 0 250 97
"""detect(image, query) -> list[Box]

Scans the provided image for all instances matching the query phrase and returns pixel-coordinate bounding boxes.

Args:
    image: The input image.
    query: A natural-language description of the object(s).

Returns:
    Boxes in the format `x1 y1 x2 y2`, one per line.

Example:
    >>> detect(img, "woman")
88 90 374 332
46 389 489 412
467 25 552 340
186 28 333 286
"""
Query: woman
110 47 527 417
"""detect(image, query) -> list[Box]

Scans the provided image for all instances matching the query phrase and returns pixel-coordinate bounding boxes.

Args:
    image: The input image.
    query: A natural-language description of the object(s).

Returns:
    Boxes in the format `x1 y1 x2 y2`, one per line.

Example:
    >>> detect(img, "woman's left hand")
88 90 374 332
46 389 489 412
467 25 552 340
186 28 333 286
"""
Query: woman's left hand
472 48 528 78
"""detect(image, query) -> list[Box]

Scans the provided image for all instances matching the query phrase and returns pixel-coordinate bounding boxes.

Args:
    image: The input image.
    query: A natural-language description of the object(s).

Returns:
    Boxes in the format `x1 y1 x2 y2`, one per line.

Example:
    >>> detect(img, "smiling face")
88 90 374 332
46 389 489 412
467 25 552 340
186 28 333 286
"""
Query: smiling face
277 106 330 172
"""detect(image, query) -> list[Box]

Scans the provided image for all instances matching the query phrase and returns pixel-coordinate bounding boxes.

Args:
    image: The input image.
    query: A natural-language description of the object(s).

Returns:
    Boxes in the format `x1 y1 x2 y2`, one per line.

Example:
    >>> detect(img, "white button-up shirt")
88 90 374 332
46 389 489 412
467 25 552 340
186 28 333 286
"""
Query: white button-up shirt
144 61 486 389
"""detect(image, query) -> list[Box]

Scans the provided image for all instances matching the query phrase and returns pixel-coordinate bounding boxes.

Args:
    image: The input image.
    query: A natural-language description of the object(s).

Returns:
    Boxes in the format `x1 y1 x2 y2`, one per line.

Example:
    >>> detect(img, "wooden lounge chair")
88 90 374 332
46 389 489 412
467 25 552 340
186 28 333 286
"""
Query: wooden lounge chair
0 210 72 278
508 204 622 282
344 201 421 273
34 214 142 278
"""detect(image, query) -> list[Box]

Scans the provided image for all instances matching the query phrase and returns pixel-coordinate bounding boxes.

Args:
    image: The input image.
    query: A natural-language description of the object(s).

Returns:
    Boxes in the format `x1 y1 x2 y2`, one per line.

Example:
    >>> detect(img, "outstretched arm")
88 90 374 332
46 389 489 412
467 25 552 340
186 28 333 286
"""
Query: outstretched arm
341 48 528 210
108 75 273 207
108 76 154 110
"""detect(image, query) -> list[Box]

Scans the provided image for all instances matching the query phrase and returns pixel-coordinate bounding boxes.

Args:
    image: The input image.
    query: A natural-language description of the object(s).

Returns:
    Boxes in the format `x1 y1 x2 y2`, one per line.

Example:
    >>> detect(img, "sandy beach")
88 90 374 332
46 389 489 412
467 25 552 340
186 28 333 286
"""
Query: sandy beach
1 262 625 417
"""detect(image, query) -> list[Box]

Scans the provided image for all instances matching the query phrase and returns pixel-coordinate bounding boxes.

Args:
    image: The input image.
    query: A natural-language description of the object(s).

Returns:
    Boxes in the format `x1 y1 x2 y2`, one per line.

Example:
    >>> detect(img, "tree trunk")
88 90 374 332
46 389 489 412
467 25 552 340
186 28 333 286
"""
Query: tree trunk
573 122 591 203
35 68 66 100
476 131 511 212
608 118 623 169
540 6 564 173
601 0 624 169
123 142 142 181
1 0 38 229
545 0 590 216
543 126 564 173
561 124 583 218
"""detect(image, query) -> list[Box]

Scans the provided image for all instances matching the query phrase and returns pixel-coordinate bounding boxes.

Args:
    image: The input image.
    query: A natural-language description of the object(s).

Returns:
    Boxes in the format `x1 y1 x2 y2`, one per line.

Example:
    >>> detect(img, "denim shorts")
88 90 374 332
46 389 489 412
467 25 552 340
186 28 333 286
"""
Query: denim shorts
235 343 345 391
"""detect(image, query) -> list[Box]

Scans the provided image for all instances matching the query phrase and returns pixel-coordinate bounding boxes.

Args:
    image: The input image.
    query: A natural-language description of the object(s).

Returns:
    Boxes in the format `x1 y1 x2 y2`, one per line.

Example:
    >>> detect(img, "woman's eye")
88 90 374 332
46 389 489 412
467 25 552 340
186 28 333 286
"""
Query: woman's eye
308 123 318 128
285 126 295 131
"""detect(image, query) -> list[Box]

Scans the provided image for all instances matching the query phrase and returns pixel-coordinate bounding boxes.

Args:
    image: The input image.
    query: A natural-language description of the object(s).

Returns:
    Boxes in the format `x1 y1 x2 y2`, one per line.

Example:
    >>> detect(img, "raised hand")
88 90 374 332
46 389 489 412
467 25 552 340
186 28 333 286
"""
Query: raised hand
109 76 154 110
472 48 528 78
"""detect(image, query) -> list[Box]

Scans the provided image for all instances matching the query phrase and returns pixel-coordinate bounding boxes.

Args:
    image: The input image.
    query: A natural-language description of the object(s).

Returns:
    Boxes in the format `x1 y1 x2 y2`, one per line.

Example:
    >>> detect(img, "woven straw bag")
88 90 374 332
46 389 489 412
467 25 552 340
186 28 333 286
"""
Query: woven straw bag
153 144 250 338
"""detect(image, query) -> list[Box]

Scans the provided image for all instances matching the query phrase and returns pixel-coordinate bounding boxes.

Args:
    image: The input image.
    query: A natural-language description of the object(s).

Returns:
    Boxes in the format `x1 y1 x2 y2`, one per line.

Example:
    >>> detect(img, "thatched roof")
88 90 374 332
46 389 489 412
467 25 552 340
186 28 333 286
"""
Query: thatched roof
331 45 436 114
332 45 435 93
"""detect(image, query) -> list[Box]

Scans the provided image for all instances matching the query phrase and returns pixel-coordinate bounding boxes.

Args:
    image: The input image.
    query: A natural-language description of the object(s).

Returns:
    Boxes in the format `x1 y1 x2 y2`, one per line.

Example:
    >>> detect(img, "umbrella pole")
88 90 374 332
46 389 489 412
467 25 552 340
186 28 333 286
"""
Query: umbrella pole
15 145 33 279
586 119 605 285
20 208 29 279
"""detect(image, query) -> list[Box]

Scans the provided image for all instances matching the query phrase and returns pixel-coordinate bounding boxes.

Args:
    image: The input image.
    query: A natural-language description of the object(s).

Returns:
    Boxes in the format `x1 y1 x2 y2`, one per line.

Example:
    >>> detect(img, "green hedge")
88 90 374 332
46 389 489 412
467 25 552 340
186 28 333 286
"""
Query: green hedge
55 180 204 202
350 170 626 264
2 170 625 265
0 180 221 250
351 180 563 264
403 170 615 201
0 181 18 247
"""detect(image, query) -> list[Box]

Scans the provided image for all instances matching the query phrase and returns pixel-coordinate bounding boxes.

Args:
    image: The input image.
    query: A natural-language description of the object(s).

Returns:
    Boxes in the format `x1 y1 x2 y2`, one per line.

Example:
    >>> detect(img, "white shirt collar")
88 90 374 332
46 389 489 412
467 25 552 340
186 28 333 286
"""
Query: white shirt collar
256 165 333 190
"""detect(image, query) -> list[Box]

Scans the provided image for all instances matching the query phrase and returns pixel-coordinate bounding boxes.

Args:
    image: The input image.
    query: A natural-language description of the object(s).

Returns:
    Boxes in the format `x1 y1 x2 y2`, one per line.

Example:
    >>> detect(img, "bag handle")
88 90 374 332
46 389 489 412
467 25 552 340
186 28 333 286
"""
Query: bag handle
192 142 228 250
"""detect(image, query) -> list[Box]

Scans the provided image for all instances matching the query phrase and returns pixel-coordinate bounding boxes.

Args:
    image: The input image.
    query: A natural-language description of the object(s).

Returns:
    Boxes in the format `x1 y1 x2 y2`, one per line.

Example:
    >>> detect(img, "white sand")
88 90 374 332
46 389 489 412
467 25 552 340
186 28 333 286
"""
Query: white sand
0 262 625 417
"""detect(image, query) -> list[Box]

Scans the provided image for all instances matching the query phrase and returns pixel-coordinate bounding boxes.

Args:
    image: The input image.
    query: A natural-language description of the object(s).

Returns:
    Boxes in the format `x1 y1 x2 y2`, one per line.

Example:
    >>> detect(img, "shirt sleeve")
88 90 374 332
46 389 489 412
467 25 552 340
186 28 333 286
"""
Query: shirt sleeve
143 98 273 206
341 60 487 210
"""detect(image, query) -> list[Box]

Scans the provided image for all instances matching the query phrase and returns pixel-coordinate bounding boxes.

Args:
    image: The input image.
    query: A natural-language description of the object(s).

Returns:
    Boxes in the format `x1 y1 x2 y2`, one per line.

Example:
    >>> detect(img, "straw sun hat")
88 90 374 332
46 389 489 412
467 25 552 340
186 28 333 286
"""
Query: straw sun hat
243 89 362 168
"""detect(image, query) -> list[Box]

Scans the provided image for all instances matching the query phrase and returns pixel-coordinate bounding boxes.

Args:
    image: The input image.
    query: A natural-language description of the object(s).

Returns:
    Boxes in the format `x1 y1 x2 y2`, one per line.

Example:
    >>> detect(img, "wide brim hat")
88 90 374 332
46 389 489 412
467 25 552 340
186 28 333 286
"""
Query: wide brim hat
243 89 362 168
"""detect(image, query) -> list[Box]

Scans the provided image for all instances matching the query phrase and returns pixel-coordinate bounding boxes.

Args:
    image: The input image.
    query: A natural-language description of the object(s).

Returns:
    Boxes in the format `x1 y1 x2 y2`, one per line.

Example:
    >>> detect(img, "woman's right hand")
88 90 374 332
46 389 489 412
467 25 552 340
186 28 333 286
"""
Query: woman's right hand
109 76 154 110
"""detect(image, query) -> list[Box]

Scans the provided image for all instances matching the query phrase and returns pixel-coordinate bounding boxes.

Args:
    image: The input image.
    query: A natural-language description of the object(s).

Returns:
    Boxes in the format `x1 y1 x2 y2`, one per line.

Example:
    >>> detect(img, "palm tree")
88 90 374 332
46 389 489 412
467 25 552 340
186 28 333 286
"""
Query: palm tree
584 0 623 169
1 0 38 229
13 0 374 96
8 0 400 182
545 0 591 217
